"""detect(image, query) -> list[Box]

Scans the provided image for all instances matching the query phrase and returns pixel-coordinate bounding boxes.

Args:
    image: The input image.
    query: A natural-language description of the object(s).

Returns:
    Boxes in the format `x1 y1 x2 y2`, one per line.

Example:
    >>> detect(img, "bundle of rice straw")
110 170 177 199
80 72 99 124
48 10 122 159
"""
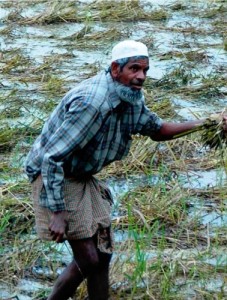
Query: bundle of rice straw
200 114 227 149
174 111 227 150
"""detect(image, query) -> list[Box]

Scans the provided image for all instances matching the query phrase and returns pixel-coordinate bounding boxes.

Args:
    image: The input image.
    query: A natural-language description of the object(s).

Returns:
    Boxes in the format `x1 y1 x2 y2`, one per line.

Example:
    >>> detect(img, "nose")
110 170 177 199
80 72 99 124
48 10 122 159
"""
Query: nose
137 70 146 81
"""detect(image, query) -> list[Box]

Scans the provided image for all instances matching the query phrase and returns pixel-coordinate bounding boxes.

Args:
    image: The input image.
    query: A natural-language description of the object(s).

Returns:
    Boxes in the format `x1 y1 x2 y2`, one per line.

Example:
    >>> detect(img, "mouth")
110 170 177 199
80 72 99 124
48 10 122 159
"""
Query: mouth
130 80 144 90
131 85 143 90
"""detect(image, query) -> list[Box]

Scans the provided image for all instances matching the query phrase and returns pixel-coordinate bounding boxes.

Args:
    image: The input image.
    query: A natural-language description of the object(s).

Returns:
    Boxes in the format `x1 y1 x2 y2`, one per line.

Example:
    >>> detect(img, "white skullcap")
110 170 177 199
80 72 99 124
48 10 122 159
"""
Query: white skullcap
111 40 149 62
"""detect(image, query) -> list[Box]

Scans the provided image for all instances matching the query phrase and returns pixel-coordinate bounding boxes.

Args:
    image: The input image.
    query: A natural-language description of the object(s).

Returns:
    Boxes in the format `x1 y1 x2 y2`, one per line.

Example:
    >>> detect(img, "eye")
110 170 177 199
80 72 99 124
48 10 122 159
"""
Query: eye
130 66 139 72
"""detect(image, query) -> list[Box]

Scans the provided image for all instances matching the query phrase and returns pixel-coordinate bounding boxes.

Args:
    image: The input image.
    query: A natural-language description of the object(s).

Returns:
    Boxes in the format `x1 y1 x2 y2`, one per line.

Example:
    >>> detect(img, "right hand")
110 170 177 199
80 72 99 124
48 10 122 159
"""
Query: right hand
48 211 68 243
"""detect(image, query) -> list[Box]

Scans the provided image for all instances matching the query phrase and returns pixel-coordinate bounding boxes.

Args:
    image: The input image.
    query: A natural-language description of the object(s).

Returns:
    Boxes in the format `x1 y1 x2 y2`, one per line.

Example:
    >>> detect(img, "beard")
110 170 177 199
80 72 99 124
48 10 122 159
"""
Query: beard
114 81 143 104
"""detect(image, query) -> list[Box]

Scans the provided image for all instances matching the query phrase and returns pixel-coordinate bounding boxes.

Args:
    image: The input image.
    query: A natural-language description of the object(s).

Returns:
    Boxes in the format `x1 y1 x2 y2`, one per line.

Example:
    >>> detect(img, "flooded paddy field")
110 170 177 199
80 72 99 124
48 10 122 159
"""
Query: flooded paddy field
0 0 227 299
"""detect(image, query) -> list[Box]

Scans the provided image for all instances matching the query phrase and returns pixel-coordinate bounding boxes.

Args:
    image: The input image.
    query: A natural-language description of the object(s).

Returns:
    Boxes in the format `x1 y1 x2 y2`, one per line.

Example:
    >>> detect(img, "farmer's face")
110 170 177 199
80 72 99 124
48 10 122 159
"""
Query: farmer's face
112 58 149 90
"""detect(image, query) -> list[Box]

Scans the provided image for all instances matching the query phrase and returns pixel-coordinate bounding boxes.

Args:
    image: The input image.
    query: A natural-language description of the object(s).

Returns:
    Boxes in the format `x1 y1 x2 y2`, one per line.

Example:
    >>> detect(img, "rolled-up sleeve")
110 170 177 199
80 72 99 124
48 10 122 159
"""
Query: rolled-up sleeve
136 104 163 136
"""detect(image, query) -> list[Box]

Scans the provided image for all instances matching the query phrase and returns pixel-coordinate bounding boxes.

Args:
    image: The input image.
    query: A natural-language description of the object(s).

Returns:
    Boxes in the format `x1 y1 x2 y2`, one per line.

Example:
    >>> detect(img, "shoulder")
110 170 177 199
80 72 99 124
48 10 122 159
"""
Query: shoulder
67 71 109 105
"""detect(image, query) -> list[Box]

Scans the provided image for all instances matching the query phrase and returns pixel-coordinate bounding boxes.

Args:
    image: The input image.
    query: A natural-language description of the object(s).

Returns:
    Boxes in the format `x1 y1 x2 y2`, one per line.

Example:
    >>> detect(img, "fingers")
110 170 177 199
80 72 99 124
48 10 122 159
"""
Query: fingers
48 211 68 243
55 233 64 243
48 225 65 243
50 230 64 243
210 113 227 129
209 113 221 120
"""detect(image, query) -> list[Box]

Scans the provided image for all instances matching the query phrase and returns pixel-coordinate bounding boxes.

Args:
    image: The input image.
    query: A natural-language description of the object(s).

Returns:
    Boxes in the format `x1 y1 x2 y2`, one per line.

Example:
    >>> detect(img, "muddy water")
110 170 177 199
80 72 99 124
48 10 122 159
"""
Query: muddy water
0 0 227 299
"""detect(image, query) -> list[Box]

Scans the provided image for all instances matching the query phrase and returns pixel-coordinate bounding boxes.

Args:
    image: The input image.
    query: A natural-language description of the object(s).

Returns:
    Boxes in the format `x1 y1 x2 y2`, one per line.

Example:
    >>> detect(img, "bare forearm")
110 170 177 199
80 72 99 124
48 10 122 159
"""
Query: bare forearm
151 120 204 141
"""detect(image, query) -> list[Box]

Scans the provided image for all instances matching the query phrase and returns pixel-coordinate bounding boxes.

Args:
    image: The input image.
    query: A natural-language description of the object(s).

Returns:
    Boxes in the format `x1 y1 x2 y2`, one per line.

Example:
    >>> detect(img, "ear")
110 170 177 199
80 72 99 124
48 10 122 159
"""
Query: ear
110 62 120 79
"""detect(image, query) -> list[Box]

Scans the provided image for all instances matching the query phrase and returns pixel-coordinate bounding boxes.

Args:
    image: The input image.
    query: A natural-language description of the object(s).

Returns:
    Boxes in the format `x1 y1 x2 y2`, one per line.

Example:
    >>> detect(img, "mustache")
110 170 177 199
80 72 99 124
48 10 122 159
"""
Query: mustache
130 79 145 86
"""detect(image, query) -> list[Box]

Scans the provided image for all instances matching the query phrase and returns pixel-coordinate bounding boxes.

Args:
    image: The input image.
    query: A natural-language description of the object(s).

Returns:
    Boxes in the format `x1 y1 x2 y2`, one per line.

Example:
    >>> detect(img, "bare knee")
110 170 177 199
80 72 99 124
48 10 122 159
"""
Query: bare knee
68 259 83 277
69 238 100 276
76 251 99 274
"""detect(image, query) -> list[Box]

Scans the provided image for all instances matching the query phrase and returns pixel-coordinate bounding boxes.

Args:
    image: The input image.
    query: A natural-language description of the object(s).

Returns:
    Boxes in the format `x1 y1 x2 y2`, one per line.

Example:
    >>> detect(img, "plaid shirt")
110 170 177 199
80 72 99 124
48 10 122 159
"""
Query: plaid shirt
25 70 162 211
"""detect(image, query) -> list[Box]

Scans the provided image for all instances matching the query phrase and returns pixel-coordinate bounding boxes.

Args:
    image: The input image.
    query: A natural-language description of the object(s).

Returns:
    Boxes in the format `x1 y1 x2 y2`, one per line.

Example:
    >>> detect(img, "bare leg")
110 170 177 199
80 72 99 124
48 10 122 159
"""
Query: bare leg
47 259 83 300
48 238 99 300
86 232 112 300
87 251 112 300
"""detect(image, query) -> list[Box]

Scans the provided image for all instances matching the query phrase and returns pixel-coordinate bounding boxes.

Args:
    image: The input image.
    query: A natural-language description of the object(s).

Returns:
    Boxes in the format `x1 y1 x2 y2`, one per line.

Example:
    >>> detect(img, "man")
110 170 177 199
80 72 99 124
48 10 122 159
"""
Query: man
25 40 209 300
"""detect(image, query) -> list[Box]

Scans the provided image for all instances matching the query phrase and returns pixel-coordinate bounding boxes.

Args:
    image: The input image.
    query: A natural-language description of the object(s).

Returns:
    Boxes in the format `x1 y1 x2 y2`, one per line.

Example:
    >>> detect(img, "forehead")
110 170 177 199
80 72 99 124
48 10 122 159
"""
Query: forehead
126 57 149 67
